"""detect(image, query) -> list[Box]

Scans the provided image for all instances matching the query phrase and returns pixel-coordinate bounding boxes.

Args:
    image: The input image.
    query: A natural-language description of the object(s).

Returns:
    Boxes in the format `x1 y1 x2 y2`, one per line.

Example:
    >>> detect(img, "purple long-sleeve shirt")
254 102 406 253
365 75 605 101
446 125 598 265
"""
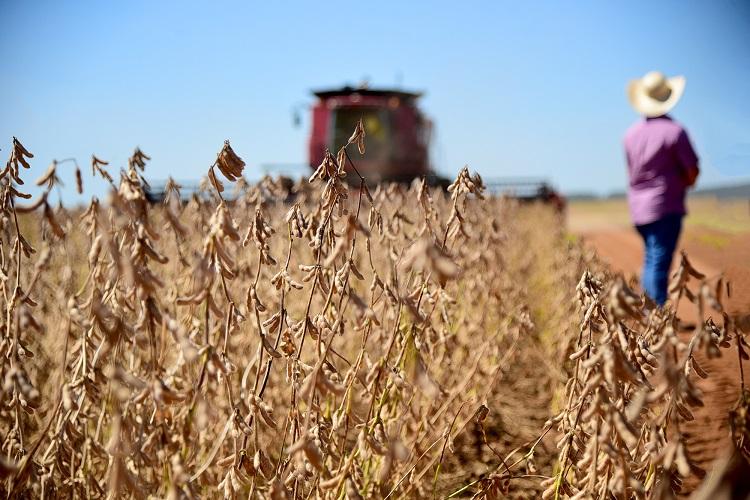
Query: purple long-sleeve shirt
623 115 699 226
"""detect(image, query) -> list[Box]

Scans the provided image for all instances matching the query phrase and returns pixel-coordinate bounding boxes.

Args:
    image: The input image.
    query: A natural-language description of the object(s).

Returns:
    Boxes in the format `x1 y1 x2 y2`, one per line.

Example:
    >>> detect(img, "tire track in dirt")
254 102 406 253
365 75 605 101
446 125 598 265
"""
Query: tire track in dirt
576 226 750 495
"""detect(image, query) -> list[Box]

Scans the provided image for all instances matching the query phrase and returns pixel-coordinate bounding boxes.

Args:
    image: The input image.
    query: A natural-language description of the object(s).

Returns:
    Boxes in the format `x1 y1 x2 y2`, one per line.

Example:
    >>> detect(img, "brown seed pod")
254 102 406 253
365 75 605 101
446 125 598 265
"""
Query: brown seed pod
215 140 245 182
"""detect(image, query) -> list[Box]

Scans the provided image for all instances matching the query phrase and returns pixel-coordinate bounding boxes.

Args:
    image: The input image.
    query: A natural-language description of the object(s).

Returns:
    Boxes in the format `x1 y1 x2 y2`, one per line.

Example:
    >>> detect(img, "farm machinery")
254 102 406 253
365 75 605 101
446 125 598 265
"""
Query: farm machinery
307 86 440 185
306 85 564 209
145 84 565 210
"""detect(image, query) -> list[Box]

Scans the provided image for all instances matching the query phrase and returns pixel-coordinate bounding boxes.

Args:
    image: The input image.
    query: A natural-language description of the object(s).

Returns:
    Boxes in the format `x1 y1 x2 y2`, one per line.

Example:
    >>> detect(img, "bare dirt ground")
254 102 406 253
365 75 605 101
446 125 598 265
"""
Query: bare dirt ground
576 227 750 316
568 200 750 495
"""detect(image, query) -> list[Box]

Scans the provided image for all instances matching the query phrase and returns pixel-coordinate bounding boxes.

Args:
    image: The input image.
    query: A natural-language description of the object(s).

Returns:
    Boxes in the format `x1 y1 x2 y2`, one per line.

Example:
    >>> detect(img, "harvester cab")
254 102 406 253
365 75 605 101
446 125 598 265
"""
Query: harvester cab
308 85 444 185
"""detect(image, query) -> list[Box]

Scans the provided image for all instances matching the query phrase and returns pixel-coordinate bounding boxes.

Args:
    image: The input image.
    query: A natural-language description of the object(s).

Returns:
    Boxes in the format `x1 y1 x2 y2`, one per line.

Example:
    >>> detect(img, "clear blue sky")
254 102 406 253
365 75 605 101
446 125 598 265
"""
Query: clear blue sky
1 0 748 202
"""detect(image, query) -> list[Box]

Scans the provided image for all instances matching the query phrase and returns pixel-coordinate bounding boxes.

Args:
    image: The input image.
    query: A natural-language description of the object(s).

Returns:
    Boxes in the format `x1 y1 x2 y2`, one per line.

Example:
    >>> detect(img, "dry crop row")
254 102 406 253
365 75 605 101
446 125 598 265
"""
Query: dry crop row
0 128 747 499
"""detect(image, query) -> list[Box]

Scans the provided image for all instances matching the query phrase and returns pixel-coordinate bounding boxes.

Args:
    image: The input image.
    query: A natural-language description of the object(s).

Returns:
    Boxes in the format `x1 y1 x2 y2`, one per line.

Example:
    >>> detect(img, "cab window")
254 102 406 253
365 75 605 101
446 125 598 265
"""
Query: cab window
331 108 391 161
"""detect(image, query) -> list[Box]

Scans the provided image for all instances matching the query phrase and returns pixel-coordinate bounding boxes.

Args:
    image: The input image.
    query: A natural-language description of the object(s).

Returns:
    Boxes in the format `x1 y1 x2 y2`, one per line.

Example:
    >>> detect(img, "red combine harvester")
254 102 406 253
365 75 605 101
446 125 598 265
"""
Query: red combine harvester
307 86 446 186
305 86 564 211
145 84 564 210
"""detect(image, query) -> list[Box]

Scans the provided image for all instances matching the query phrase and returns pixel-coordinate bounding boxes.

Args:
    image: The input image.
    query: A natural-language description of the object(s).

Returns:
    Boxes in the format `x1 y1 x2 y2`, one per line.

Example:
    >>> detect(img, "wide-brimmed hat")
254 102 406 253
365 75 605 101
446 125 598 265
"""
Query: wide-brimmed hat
627 71 685 117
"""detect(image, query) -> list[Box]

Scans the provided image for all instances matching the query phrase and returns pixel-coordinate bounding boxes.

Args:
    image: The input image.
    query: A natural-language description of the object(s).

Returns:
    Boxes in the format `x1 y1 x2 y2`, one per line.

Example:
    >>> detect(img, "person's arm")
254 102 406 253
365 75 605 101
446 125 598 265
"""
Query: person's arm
674 129 699 188
683 165 699 187
623 138 633 184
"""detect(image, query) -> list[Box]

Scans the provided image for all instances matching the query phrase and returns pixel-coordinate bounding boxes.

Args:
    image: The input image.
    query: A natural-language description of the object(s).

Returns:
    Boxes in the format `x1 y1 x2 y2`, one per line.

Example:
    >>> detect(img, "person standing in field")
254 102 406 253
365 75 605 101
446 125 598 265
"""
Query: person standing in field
624 71 700 306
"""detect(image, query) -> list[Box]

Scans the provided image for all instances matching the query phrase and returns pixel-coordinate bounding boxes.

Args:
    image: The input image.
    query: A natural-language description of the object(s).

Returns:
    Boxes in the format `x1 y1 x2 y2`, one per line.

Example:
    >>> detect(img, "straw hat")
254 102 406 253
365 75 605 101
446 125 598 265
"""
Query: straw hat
627 71 685 117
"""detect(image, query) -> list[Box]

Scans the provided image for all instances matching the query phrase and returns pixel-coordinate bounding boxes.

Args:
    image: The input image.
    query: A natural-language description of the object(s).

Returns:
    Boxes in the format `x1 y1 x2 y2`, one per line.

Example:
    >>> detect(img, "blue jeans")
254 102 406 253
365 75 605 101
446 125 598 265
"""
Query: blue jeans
635 213 683 306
